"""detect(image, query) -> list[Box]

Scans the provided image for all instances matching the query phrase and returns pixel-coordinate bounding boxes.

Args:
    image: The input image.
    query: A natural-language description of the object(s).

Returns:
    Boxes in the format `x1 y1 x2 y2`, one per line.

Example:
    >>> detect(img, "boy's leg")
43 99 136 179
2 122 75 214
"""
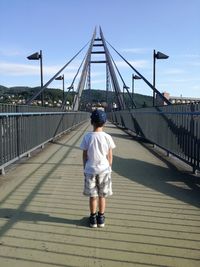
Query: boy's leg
98 196 105 214
97 197 106 228
90 197 97 214
89 197 98 228
83 174 99 228
97 172 113 228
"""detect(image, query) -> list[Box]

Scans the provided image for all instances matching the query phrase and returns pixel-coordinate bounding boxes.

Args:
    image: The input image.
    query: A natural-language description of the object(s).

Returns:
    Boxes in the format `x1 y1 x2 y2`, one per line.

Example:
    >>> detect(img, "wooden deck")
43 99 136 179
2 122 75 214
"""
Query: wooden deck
0 122 199 267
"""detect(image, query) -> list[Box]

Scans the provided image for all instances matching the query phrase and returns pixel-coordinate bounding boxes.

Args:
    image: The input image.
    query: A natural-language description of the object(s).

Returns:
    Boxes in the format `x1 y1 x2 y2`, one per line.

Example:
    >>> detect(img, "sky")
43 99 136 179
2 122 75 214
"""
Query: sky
0 0 200 98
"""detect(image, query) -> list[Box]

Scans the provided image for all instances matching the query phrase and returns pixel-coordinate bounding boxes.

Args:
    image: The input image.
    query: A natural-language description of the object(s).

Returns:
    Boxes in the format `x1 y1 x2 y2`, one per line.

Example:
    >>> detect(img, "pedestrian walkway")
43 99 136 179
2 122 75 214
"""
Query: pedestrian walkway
0 122 199 267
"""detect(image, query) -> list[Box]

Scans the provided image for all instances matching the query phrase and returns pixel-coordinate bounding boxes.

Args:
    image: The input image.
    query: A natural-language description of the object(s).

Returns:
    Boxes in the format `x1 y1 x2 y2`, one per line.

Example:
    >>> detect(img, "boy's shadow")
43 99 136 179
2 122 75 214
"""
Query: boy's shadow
0 208 89 233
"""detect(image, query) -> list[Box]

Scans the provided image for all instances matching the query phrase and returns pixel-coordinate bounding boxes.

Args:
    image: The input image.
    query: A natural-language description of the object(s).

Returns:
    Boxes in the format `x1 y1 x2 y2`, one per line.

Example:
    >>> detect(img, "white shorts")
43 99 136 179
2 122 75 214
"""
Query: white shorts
83 172 113 197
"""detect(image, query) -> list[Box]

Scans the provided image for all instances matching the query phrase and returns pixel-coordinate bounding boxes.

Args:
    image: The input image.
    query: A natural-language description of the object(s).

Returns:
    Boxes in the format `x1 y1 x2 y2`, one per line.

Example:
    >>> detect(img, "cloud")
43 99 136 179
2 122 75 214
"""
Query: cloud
164 68 185 75
90 79 106 85
171 77 200 83
120 48 150 54
115 60 149 69
192 85 200 91
178 53 200 59
0 48 25 57
189 61 200 67
0 61 80 77
0 55 150 81
91 71 105 77
0 62 40 75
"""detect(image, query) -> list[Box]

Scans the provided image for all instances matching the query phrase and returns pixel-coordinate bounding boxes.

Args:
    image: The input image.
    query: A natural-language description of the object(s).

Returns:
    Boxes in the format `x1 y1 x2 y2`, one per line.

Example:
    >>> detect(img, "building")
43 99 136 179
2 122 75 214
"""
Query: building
156 92 200 105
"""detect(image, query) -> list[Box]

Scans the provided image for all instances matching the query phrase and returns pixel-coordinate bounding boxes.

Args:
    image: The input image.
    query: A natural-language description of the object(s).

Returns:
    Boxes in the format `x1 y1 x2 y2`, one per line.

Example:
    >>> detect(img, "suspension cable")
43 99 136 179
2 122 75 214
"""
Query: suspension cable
109 51 137 108
106 40 171 105
61 53 87 110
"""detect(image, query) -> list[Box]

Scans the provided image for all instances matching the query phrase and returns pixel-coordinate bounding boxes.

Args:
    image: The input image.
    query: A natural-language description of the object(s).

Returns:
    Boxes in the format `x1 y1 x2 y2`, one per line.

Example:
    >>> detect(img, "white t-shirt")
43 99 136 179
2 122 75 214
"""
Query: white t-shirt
80 131 116 175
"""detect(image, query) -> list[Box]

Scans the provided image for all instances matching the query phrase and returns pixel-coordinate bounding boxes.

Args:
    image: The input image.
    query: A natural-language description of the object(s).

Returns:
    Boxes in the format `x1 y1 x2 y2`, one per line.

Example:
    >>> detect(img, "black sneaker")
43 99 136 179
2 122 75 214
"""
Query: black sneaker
97 213 105 228
89 213 97 228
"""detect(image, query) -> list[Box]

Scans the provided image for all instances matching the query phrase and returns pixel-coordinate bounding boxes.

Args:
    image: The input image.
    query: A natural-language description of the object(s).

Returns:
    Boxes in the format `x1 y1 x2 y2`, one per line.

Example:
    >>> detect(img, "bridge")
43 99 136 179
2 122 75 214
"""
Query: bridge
0 28 200 266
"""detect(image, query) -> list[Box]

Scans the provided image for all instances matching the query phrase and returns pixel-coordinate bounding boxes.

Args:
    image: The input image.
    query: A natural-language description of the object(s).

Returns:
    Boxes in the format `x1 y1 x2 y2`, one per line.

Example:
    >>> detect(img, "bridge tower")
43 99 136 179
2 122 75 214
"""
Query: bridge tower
72 28 125 111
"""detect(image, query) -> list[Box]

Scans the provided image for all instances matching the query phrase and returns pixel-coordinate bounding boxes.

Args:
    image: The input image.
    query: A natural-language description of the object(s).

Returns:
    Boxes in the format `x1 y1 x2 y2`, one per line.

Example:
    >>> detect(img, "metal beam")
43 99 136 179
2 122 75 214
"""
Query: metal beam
72 29 97 111
91 51 105 54
100 28 125 110
90 60 107 63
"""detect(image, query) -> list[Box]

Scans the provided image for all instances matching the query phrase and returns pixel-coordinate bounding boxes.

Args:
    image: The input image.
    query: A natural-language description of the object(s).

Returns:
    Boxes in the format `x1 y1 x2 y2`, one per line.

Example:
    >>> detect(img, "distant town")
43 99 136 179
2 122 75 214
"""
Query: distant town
160 92 200 105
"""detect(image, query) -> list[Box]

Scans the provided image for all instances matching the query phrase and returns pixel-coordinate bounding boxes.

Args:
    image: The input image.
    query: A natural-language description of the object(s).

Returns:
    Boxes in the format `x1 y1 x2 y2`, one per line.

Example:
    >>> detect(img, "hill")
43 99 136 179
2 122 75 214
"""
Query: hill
81 89 153 108
0 85 152 108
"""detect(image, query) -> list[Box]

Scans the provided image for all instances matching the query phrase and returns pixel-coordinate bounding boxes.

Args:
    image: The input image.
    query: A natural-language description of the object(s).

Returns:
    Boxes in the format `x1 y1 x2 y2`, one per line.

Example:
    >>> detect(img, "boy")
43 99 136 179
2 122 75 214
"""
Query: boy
80 109 116 228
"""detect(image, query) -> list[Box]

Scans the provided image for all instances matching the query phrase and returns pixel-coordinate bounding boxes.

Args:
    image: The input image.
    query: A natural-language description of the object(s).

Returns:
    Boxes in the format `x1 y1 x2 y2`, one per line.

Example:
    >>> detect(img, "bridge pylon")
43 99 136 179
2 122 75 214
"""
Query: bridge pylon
72 27 126 111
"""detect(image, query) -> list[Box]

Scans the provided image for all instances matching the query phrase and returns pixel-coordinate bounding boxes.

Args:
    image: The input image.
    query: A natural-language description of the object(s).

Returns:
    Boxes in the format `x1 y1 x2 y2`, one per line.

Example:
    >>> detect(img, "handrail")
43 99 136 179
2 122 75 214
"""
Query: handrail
0 111 87 117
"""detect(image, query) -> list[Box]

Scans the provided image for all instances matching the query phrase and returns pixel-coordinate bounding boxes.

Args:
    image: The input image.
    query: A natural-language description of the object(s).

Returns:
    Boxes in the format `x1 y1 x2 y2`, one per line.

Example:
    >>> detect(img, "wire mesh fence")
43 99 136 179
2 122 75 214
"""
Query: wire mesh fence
0 110 89 174
108 103 200 173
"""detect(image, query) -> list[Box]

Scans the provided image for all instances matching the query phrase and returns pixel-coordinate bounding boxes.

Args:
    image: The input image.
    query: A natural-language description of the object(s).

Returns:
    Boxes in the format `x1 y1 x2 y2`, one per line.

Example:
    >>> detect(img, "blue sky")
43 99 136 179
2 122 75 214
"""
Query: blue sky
0 0 200 97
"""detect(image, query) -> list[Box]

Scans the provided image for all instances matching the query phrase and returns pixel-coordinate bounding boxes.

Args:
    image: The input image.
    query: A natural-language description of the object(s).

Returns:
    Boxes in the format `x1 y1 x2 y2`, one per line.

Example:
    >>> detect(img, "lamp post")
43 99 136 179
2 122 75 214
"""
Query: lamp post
132 74 141 109
27 50 44 105
55 75 65 105
153 50 169 106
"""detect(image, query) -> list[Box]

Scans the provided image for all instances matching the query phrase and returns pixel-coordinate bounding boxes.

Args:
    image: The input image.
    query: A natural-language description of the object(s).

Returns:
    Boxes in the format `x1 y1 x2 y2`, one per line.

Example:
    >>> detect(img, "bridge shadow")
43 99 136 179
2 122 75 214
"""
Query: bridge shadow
108 131 149 143
154 104 200 171
113 155 200 208
0 123 90 238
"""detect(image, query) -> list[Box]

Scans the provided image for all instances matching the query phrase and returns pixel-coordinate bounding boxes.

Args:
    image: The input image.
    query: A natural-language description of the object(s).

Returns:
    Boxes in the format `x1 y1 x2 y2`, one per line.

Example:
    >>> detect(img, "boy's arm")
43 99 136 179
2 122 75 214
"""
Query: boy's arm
107 148 113 167
82 150 88 169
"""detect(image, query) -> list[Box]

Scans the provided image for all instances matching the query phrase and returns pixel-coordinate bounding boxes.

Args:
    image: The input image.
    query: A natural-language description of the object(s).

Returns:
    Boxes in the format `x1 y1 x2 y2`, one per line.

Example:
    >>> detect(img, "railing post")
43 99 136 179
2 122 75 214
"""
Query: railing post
192 166 197 175
16 106 20 157
0 167 5 175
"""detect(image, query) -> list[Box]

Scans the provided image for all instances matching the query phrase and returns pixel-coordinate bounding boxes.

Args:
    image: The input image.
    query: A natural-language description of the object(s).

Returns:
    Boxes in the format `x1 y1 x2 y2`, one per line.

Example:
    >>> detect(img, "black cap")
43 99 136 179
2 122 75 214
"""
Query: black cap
90 109 107 124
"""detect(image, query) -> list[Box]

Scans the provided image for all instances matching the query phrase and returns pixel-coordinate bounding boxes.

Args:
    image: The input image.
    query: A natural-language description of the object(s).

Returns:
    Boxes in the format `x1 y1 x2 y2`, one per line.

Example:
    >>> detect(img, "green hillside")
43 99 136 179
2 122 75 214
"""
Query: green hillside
0 85 153 108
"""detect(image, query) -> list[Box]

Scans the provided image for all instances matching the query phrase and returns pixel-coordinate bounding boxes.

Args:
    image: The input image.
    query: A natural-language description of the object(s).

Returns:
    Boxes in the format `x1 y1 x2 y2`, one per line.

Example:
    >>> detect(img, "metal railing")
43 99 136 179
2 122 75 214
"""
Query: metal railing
0 103 61 113
0 111 89 174
108 103 200 173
